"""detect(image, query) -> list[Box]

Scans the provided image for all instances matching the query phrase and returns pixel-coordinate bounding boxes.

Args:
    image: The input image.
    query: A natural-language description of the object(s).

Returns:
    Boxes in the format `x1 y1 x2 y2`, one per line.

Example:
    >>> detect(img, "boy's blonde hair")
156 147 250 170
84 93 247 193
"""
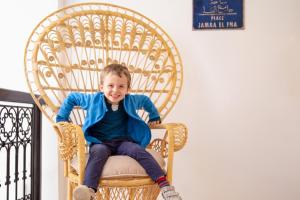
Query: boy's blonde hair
100 64 131 88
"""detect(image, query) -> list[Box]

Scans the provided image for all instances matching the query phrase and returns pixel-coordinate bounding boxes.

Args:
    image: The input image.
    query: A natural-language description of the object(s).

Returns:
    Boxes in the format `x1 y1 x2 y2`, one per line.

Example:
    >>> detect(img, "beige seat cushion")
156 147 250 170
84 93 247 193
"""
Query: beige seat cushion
71 149 165 179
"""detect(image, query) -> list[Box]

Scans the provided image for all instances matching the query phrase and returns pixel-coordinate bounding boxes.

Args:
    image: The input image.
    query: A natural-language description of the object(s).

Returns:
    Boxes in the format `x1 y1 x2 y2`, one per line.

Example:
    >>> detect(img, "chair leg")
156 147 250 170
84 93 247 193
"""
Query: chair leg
95 190 102 200
68 181 75 200
129 188 136 200
104 188 110 200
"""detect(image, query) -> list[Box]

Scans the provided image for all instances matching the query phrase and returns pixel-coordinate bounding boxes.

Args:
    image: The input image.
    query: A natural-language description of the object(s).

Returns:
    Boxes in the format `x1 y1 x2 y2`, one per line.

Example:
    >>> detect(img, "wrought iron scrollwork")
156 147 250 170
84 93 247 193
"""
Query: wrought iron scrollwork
0 87 42 200
0 103 34 200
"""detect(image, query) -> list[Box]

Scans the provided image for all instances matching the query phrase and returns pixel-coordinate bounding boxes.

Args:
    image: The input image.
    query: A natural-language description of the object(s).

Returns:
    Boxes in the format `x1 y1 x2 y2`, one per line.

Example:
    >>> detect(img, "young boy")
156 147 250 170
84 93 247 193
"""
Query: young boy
56 64 182 200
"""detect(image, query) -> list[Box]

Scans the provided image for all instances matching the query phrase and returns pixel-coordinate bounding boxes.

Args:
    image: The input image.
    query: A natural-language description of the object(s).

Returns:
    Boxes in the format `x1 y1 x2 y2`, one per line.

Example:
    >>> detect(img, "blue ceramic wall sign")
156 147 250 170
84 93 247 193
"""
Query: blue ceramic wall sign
193 0 243 30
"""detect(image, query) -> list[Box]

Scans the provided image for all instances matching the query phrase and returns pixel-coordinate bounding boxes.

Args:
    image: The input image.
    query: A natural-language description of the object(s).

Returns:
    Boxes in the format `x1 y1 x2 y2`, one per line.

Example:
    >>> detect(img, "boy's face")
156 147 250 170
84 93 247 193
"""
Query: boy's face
100 72 129 105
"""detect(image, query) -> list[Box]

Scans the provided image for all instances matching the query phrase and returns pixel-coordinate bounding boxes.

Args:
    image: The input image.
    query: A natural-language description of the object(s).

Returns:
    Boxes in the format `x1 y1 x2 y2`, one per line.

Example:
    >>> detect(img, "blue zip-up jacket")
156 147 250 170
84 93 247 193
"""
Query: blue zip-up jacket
56 92 160 148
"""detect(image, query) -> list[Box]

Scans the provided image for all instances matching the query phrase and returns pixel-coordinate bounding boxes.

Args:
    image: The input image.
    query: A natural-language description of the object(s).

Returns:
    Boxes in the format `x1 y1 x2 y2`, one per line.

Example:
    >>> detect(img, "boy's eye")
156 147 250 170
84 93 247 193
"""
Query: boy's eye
119 85 124 88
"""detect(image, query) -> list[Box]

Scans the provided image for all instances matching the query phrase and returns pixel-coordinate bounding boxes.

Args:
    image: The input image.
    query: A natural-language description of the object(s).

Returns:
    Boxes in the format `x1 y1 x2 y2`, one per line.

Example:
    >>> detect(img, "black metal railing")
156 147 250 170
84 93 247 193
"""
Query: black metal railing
0 88 41 200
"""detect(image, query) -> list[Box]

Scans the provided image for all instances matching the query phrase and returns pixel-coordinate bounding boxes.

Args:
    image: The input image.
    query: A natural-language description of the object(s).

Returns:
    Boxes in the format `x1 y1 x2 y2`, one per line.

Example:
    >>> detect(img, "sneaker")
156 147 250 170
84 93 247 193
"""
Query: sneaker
73 185 95 200
161 185 182 200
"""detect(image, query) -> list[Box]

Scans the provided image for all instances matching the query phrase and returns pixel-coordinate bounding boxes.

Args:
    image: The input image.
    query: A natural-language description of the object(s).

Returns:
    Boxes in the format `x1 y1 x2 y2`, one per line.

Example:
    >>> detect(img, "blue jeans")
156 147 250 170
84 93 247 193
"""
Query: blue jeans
83 140 165 189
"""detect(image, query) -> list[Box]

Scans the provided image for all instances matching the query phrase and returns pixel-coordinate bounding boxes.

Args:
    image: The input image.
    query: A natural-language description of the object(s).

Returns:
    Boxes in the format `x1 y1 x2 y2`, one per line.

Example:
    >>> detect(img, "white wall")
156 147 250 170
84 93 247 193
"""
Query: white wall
1 0 300 200
64 1 300 200
0 1 59 200
64 0 300 200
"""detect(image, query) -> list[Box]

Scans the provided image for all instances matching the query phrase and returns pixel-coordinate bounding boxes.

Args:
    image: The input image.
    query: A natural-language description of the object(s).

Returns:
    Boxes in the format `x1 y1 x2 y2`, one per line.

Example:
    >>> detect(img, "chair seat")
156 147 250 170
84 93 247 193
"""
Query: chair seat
71 149 165 179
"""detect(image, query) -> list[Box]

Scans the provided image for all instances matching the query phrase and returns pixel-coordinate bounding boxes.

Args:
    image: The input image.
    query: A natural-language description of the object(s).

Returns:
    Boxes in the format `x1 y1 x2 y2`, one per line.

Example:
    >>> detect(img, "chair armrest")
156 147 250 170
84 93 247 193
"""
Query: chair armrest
53 122 78 161
150 123 188 152
149 123 188 183
53 122 86 182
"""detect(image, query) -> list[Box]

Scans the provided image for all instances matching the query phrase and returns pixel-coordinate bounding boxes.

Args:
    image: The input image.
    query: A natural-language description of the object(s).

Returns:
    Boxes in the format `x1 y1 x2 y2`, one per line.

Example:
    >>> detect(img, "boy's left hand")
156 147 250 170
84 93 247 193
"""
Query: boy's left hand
148 120 161 128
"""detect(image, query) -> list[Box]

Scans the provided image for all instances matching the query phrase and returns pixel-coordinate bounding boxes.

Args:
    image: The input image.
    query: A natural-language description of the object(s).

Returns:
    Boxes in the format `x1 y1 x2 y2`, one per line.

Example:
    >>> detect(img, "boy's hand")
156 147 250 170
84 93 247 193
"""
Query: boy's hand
148 120 161 128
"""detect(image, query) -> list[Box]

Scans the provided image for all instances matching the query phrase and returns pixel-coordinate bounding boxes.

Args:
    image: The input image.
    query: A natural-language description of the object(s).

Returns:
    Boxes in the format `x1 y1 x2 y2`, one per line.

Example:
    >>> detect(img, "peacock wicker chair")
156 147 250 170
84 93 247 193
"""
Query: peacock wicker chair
24 2 187 200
